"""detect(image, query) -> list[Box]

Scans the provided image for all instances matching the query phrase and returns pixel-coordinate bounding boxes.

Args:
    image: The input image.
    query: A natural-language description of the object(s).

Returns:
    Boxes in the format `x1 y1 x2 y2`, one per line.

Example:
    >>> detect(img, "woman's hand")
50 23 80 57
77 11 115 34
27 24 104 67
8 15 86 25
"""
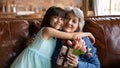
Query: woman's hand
67 54 78 67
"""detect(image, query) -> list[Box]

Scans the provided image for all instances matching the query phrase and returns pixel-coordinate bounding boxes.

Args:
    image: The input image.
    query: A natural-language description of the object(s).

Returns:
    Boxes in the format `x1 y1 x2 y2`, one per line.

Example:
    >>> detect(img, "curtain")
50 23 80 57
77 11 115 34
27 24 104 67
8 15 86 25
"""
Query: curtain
93 0 99 16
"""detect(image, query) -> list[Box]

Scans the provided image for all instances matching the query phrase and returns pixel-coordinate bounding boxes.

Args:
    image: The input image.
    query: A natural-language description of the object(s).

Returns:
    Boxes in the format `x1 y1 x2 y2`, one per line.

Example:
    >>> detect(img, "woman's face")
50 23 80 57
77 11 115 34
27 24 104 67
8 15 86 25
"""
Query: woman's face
50 15 64 30
63 12 79 32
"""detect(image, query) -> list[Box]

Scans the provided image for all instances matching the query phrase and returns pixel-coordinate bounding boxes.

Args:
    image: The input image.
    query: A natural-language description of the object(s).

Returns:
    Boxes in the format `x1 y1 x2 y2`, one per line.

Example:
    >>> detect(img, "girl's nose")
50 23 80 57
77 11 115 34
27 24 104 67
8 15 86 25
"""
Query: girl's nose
58 18 62 22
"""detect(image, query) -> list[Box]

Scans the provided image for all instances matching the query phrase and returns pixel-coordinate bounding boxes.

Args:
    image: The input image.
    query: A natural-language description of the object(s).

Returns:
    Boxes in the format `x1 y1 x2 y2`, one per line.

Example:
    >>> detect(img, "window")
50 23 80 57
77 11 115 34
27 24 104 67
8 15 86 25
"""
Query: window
111 0 120 15
93 0 120 16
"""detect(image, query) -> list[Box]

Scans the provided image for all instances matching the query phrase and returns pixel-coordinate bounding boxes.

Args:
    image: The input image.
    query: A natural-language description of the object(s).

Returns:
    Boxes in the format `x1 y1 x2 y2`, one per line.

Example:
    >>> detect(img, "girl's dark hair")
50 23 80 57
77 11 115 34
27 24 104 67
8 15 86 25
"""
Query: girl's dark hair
40 6 65 29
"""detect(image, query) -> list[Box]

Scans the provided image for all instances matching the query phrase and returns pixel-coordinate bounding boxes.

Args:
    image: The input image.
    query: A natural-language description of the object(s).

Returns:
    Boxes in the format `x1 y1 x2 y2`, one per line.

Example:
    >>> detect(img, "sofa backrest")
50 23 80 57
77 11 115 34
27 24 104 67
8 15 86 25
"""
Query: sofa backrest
84 16 120 68
0 20 29 68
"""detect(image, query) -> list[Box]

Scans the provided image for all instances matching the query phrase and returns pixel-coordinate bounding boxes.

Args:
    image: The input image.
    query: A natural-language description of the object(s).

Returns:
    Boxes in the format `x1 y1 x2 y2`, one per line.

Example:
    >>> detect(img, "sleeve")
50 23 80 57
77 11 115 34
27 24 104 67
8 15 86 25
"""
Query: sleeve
78 55 100 68
77 37 100 68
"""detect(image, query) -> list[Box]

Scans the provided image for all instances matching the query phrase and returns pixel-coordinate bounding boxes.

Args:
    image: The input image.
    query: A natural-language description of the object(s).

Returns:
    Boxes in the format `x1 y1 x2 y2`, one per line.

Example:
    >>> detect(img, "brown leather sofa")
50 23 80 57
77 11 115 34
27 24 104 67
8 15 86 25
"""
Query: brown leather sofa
0 18 41 68
0 16 120 68
0 20 29 68
84 16 120 68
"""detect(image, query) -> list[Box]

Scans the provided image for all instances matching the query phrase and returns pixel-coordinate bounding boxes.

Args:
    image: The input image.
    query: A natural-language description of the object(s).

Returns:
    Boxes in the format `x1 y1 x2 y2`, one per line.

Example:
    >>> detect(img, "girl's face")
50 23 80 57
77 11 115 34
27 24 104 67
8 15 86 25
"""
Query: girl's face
63 12 79 32
50 16 64 30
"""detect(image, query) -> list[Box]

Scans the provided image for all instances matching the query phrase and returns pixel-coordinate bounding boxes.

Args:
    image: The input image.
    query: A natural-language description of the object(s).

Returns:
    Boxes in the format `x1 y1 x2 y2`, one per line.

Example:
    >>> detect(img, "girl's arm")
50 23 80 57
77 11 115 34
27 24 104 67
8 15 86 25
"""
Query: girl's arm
42 27 95 41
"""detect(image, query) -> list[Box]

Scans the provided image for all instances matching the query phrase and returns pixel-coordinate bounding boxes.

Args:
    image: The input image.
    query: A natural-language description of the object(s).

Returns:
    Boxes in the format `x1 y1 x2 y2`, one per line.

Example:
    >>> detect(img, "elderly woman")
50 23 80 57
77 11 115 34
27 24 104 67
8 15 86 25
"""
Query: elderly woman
51 7 100 68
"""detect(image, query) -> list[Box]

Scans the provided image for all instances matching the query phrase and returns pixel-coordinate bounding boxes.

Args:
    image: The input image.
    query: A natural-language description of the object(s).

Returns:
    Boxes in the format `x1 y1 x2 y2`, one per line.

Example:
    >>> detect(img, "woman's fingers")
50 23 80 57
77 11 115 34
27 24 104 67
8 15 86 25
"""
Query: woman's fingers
67 54 78 67
67 61 77 67
69 54 78 59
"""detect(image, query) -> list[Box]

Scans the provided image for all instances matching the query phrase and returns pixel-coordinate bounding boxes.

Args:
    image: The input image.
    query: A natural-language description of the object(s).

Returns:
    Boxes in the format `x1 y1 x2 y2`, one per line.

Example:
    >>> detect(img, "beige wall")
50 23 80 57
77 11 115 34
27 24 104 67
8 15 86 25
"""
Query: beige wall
1 0 82 12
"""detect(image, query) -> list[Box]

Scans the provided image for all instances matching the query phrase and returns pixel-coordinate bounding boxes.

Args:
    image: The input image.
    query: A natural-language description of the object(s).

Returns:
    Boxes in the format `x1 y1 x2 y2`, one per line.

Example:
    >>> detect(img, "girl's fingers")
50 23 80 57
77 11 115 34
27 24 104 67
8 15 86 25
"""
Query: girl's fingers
88 35 95 44
67 40 73 46
79 45 87 52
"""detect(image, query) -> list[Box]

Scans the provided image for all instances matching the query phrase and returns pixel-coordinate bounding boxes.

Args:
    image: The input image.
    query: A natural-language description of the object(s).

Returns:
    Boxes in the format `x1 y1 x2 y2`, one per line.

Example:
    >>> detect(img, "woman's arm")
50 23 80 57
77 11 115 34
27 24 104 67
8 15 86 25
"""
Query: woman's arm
78 56 100 68
66 54 100 68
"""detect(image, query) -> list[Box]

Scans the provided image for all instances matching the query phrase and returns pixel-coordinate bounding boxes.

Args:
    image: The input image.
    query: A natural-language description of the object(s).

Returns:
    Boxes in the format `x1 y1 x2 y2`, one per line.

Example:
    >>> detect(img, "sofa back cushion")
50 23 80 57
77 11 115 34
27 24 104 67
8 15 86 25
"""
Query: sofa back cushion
0 20 29 68
84 16 120 68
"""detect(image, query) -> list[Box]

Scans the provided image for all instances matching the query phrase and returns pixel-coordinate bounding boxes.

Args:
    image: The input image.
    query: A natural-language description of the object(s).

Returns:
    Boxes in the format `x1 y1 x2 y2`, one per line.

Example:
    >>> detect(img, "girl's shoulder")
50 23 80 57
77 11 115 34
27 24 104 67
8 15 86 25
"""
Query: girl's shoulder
39 27 56 40
40 27 54 32
40 27 46 31
39 27 50 34
35 27 47 40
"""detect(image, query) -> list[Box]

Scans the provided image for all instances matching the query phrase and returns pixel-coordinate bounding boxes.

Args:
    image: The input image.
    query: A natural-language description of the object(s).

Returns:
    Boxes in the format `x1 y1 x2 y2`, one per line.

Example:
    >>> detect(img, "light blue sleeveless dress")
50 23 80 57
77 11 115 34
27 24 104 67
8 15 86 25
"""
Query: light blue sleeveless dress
10 27 56 68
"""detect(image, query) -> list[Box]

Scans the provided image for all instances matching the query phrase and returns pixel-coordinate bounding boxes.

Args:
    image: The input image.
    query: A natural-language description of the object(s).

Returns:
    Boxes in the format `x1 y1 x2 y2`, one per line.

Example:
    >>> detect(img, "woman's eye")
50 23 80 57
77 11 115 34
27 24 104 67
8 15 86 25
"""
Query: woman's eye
73 20 77 24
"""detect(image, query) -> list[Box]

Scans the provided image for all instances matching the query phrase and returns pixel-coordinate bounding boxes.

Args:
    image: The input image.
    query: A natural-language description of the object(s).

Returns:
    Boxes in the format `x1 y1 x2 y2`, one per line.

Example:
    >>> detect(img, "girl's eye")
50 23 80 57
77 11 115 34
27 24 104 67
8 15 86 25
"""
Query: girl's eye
61 18 64 21
53 16 57 18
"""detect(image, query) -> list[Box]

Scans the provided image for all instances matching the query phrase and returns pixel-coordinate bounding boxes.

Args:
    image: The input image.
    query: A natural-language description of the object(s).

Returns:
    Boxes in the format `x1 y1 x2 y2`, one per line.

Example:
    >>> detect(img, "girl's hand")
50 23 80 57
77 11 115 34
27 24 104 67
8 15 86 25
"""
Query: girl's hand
72 32 95 44
72 32 82 40
67 38 87 53
67 39 84 49
67 54 78 67
79 44 87 53
73 39 87 52
86 32 95 44
67 40 73 46
26 34 36 46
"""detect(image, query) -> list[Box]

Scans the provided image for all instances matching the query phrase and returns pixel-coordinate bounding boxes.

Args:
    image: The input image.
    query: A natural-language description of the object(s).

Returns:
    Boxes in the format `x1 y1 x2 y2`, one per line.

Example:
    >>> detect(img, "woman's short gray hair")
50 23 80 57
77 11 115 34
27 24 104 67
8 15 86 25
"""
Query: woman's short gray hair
65 6 85 32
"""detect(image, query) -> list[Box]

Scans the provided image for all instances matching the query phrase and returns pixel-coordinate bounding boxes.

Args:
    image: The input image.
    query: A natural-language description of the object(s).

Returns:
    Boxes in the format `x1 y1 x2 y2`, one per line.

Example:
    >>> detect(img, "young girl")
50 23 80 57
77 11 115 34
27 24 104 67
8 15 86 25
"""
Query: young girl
10 6 95 68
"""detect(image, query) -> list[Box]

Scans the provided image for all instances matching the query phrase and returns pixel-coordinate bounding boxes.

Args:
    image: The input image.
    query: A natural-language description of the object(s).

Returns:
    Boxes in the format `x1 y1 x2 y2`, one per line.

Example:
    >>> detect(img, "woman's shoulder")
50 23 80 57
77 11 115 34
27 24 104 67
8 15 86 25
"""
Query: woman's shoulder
82 36 92 46
82 36 90 41
82 36 97 51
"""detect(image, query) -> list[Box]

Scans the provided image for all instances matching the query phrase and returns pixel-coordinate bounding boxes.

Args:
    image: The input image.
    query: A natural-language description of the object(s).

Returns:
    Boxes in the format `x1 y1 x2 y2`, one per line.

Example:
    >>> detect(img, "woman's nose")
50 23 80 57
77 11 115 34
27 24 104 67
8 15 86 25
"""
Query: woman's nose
68 20 72 24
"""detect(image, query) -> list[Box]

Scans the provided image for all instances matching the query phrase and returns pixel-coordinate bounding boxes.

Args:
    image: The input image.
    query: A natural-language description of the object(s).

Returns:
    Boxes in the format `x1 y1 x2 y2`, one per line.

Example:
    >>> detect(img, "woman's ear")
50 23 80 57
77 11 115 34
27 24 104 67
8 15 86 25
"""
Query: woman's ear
75 27 80 32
